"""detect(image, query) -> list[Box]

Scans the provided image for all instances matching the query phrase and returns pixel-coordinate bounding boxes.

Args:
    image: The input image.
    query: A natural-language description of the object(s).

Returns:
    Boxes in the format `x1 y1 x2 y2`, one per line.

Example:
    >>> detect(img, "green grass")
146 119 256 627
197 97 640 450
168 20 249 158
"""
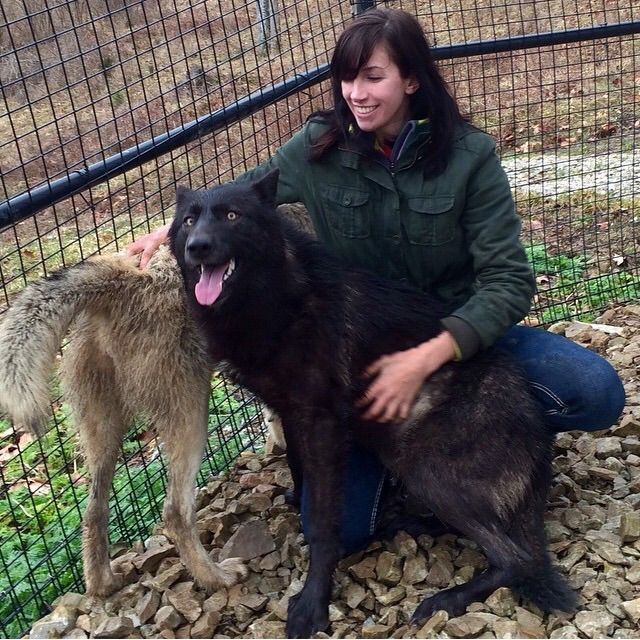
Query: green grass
525 242 640 324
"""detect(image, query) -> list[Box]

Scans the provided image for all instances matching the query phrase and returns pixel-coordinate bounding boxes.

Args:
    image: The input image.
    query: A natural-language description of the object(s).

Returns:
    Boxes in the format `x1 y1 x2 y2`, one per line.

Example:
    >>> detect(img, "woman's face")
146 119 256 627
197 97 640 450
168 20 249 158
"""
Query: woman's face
341 43 418 141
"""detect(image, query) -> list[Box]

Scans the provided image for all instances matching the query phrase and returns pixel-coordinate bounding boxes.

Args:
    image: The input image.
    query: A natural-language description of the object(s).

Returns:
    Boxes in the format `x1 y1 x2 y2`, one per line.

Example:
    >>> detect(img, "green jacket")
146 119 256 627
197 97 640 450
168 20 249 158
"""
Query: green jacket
237 119 535 358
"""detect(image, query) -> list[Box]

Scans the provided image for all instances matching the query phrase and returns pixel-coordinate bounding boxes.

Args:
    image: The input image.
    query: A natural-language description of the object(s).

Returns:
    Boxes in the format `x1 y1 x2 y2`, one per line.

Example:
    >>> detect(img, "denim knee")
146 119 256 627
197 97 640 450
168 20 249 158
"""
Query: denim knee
579 357 625 431
496 325 625 433
543 353 625 433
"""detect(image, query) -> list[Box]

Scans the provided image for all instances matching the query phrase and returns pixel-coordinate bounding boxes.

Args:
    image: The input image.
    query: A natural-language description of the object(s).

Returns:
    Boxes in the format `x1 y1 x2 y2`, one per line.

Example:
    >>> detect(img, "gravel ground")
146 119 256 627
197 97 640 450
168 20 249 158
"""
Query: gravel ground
28 304 640 639
502 150 640 201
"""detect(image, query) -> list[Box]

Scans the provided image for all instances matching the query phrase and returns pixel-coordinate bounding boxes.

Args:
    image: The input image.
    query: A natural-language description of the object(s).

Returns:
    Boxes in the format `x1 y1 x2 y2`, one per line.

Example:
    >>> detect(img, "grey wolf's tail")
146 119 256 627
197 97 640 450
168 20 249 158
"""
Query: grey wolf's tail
0 254 144 436
512 560 576 613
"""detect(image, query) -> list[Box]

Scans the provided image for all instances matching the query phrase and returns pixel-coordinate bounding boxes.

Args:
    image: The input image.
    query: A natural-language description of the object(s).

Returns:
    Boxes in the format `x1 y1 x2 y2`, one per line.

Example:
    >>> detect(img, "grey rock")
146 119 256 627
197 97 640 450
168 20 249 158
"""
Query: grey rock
415 611 448 639
574 609 616 638
135 589 161 624
154 605 185 631
425 558 454 587
361 624 391 638
490 619 520 639
219 519 276 560
620 511 640 541
444 613 488 638
377 586 406 606
29 614 74 639
550 625 580 638
348 556 378 581
627 561 640 584
401 553 428 585
165 587 203 623
485 586 516 616
621 597 640 624
376 551 404 585
133 545 177 573
344 582 367 609
247 619 286 638
93 616 135 638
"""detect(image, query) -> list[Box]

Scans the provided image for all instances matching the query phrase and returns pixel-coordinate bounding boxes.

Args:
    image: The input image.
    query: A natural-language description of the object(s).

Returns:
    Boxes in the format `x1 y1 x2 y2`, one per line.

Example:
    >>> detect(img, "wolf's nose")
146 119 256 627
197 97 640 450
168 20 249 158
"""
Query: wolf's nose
186 236 212 261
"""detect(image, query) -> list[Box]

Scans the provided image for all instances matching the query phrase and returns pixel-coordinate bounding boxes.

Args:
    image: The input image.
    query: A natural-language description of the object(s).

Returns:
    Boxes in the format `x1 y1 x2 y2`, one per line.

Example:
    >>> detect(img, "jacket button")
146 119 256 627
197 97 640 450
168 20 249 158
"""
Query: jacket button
344 196 351 205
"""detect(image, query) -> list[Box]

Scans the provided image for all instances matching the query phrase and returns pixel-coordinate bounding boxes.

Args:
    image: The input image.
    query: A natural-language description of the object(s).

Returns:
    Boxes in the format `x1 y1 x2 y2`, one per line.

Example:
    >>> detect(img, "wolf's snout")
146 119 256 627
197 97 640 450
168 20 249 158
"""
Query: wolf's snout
186 235 213 263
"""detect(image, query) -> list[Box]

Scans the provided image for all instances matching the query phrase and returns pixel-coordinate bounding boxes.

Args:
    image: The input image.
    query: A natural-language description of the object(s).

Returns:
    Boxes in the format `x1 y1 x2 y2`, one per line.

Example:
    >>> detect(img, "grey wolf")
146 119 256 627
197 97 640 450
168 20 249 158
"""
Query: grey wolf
169 169 576 638
0 247 246 596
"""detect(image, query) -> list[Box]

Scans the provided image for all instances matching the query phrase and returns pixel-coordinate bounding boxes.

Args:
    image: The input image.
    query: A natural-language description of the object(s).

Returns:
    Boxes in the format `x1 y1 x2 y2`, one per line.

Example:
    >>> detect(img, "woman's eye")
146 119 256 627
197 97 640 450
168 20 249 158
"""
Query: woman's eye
184 216 194 227
227 211 238 221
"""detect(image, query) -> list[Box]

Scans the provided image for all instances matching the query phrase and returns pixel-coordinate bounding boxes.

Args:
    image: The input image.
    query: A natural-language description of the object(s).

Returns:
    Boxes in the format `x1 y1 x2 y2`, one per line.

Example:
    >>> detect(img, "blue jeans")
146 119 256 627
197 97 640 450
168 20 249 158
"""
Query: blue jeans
300 325 625 555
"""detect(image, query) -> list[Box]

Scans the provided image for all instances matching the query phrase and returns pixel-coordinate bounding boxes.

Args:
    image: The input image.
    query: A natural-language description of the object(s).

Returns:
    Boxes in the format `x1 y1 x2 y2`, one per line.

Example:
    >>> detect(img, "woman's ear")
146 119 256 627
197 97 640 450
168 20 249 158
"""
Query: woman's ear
405 76 419 95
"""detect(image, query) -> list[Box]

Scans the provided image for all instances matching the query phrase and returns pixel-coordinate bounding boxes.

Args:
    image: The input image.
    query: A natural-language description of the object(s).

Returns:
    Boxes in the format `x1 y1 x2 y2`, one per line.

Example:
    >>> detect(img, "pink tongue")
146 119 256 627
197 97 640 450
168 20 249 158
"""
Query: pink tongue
195 263 229 306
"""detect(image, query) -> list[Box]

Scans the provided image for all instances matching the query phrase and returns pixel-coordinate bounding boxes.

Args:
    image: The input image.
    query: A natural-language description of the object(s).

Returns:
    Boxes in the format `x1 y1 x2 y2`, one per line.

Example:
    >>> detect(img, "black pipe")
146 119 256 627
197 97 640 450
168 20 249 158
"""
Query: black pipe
1 20 639 229
438 21 640 59
0 67 330 228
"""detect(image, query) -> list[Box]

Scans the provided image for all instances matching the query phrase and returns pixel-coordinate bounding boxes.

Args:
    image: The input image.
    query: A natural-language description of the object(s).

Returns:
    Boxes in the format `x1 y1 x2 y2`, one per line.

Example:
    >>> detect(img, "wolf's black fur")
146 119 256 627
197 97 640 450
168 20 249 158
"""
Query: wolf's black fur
169 170 575 638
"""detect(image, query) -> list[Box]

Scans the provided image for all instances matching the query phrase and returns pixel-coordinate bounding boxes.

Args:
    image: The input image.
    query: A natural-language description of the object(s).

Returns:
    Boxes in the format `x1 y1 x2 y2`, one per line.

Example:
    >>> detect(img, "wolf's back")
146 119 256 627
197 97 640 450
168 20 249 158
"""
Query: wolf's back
0 252 170 436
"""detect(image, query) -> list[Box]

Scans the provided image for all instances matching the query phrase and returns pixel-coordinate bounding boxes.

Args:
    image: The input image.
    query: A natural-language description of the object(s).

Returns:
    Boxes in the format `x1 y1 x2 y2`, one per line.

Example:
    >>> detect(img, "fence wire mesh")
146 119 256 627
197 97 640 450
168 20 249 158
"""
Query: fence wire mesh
0 0 638 635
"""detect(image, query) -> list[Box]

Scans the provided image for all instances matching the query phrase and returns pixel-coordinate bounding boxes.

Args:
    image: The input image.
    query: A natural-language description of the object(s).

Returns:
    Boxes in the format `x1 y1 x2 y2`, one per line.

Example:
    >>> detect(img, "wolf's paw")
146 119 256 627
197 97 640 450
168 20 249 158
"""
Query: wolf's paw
217 557 248 587
191 557 247 592
411 591 466 625
286 590 329 638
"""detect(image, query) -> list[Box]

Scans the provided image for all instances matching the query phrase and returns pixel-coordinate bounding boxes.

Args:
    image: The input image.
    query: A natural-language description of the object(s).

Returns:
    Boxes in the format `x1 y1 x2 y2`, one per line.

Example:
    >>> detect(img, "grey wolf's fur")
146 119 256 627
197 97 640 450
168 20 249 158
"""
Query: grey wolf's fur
0 247 246 596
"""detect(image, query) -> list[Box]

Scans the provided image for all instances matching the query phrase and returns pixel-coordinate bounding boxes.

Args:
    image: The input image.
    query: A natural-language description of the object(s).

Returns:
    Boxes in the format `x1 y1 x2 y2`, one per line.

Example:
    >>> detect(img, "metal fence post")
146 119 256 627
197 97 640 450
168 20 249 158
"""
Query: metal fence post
351 1 375 16
256 0 279 53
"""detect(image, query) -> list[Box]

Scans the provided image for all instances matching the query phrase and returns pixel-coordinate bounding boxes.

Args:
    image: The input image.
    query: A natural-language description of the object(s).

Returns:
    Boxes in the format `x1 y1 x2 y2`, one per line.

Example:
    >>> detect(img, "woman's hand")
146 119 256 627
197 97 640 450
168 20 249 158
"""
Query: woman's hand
126 222 171 269
358 331 457 423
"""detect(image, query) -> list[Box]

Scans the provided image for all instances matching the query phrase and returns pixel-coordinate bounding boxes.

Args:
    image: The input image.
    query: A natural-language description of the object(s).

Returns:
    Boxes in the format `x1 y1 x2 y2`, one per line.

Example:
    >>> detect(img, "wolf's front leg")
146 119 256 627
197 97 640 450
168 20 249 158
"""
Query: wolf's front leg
160 401 247 590
285 408 346 638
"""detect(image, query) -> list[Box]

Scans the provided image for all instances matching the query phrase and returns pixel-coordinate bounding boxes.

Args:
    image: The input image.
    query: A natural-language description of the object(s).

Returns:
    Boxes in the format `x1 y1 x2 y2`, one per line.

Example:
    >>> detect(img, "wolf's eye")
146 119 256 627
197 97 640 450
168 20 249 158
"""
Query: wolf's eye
227 211 238 221
183 216 195 227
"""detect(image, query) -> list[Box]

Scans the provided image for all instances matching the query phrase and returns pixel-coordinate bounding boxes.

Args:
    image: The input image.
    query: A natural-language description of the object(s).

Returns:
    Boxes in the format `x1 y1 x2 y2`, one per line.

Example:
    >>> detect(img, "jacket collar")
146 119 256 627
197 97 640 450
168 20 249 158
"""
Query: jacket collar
341 119 431 168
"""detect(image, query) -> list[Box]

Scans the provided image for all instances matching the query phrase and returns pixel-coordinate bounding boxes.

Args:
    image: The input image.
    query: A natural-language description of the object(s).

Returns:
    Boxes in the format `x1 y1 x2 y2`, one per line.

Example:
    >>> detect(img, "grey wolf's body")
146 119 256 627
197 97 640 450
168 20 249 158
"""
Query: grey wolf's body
0 247 245 596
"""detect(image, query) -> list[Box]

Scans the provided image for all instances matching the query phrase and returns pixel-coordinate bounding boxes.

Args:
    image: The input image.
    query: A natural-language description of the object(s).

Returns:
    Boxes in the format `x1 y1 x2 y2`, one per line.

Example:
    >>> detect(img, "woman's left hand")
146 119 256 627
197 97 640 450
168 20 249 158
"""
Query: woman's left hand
358 331 457 423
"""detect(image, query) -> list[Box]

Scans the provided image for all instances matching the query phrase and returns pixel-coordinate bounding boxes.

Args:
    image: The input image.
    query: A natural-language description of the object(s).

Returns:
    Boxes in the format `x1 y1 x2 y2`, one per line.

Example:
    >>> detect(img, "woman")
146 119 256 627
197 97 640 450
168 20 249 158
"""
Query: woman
129 7 624 552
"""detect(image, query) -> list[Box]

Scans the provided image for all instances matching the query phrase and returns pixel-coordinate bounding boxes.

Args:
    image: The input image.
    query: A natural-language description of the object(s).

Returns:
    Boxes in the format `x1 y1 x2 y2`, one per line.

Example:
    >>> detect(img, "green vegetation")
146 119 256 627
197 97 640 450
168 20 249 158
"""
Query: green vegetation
0 378 263 638
525 242 640 324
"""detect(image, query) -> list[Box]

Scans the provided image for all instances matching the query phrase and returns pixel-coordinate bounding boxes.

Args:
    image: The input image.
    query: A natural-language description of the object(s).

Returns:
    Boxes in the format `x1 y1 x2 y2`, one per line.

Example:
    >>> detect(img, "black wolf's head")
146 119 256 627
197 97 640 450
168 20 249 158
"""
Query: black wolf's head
169 169 282 308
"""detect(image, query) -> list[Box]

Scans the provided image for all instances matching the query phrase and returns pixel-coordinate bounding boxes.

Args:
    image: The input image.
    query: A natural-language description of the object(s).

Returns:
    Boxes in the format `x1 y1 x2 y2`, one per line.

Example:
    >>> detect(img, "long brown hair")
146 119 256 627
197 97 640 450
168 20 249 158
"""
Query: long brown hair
310 8 467 176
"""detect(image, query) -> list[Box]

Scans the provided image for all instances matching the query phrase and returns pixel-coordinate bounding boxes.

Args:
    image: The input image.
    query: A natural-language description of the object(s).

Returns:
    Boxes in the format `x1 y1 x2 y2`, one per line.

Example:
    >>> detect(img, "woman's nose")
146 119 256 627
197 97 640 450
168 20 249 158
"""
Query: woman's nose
350 78 366 101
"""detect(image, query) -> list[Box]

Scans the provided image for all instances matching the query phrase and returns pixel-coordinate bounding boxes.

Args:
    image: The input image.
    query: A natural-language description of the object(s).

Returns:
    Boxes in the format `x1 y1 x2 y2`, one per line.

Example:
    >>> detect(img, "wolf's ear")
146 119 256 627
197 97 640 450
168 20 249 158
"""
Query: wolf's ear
252 169 280 207
175 185 191 210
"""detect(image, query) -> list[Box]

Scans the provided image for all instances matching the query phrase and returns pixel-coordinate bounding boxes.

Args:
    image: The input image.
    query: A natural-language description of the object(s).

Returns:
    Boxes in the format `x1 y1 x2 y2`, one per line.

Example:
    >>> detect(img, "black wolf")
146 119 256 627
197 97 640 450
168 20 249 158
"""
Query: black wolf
0 248 246 596
169 170 576 638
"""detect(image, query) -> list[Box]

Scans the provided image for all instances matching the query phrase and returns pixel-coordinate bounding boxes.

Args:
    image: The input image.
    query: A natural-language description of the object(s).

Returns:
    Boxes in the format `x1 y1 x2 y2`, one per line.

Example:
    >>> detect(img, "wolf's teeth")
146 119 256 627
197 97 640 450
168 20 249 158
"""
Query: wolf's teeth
222 258 236 282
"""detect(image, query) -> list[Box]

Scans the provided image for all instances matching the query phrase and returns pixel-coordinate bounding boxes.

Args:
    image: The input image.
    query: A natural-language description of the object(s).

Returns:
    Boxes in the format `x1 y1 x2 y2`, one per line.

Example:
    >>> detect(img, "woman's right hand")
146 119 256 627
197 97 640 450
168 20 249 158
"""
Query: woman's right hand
126 222 171 269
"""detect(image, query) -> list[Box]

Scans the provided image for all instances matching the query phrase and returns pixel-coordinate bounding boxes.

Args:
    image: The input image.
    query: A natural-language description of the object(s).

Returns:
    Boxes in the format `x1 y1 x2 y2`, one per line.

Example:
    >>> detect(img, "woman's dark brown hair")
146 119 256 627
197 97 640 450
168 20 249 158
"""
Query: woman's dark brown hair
310 8 467 177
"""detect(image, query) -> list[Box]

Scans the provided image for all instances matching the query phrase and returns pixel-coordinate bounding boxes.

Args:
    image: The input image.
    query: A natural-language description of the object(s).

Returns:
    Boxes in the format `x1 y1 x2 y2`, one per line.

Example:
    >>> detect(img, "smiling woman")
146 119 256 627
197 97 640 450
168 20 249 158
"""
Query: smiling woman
340 44 419 142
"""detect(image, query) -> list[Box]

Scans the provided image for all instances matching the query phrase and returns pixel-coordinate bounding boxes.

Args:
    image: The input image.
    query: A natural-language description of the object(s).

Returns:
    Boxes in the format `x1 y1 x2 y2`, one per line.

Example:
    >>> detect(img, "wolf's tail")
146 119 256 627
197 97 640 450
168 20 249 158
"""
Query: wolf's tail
0 254 146 436
512 559 576 613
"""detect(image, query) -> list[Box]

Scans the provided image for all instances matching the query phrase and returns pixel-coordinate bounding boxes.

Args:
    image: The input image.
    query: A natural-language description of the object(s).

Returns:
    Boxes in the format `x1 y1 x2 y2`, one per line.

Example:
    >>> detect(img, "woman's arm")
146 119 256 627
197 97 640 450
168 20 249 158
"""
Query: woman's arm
126 222 171 269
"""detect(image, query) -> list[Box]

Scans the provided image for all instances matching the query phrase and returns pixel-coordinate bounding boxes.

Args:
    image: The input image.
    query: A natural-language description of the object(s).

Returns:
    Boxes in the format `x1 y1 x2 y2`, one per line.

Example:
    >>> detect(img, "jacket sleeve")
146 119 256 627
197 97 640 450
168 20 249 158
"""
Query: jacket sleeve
233 125 311 205
442 138 535 355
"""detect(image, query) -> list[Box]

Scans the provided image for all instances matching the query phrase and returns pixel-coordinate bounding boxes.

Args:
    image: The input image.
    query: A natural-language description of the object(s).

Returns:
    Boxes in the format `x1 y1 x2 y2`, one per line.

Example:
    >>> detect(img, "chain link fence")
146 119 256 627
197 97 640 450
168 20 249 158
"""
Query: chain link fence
1 0 638 635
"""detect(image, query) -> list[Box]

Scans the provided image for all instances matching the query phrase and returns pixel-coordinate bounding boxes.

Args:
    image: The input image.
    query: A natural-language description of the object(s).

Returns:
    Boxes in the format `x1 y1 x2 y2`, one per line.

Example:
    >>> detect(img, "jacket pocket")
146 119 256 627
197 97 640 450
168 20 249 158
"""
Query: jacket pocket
321 185 371 239
405 195 455 246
